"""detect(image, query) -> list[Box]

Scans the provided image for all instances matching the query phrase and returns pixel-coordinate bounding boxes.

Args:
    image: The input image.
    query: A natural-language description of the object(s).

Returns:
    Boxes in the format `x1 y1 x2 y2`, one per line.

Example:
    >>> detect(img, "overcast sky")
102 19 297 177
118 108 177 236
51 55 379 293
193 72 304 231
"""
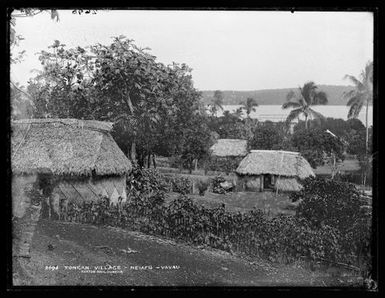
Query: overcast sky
10 9 373 91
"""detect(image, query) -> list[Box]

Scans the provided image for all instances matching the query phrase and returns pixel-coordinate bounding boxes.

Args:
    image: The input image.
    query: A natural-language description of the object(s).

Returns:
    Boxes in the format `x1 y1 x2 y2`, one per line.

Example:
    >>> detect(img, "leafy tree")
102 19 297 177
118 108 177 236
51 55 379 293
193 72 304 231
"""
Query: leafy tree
282 82 328 129
290 128 345 171
343 61 373 154
10 83 34 120
249 123 283 150
180 114 214 173
207 111 245 139
242 97 258 118
293 178 371 264
29 37 203 168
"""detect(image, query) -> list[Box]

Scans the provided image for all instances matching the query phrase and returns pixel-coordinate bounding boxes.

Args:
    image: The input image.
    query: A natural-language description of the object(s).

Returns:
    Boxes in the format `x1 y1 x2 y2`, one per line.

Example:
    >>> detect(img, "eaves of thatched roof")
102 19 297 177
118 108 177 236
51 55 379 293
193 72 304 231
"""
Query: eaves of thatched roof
11 118 132 176
236 150 315 179
210 139 248 157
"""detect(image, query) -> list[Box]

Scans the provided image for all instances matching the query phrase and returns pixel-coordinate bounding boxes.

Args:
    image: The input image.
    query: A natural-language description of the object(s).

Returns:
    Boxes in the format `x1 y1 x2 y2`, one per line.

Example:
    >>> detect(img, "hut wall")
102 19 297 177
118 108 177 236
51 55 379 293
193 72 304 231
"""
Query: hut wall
12 174 38 218
12 174 42 257
49 175 127 217
236 175 261 191
274 177 302 192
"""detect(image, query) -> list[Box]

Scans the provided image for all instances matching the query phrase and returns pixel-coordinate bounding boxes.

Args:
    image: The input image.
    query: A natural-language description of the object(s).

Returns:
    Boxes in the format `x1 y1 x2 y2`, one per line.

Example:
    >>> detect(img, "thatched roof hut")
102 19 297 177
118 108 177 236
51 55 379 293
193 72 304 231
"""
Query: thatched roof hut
11 118 131 176
235 150 314 192
210 139 248 157
12 119 132 221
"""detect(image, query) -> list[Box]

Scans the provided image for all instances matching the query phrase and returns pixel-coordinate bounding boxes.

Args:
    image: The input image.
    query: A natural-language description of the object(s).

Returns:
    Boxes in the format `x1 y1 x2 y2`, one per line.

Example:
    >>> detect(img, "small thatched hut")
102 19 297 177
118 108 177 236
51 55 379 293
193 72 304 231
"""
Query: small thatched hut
208 139 248 174
235 150 315 192
12 118 132 218
12 118 132 257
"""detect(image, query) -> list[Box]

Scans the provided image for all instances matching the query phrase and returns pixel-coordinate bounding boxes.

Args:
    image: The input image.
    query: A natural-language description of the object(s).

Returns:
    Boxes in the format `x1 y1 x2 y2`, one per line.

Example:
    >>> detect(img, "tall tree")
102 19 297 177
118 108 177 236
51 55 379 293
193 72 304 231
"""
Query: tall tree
29 37 202 168
209 90 224 116
242 97 258 118
343 61 373 154
282 81 328 129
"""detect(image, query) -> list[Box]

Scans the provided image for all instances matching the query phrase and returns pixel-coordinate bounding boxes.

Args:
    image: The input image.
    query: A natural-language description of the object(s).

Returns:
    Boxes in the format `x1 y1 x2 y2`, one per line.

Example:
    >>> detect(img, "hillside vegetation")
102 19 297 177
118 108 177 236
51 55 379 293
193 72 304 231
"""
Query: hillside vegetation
201 85 355 105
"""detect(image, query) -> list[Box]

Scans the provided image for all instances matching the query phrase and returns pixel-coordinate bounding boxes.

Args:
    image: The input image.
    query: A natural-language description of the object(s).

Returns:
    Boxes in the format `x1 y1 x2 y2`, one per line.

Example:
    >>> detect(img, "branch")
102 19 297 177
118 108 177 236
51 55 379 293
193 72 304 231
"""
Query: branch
11 81 33 100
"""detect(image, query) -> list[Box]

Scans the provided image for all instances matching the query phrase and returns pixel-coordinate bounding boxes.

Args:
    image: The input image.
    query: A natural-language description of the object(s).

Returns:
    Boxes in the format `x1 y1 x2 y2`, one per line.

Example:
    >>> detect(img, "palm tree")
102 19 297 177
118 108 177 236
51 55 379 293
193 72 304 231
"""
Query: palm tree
242 97 258 118
343 61 373 153
209 90 224 116
232 107 244 119
282 81 328 129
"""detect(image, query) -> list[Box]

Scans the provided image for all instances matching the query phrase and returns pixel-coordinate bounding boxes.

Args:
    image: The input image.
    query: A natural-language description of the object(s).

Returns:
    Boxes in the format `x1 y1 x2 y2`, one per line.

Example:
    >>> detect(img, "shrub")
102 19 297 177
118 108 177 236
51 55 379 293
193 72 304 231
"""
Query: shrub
196 180 209 196
165 176 192 195
206 156 242 174
212 175 226 194
59 176 371 273
292 177 372 266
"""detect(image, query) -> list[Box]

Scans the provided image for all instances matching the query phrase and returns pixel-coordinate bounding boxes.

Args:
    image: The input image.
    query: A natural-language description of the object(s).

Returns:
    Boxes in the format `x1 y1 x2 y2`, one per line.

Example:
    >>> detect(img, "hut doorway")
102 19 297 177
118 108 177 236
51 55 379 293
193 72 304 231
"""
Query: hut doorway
263 174 274 190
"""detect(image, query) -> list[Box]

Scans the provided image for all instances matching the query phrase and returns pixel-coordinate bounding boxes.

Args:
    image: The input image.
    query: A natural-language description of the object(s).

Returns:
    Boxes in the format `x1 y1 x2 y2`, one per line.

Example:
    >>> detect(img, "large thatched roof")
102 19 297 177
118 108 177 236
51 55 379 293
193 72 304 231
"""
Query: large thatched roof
236 150 315 179
210 139 248 157
11 118 132 176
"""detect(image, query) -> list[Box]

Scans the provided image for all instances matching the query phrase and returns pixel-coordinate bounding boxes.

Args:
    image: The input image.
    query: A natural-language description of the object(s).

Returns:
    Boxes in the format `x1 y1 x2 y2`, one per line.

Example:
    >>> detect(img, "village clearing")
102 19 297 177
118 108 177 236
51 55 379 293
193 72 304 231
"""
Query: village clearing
13 219 365 287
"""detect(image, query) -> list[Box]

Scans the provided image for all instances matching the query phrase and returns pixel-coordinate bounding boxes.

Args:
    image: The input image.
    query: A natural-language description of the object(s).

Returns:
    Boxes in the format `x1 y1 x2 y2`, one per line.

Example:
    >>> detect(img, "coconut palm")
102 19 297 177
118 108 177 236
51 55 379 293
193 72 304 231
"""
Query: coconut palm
242 97 259 118
282 81 328 129
232 107 244 119
209 90 224 116
343 61 373 153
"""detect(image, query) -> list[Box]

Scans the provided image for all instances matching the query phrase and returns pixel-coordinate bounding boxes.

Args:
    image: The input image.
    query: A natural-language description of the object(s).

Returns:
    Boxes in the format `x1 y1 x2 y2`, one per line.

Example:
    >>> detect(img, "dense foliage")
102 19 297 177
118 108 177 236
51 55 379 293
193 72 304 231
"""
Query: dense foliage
211 175 227 194
206 156 243 174
249 121 287 150
28 37 205 167
292 177 372 266
290 128 345 168
164 176 193 195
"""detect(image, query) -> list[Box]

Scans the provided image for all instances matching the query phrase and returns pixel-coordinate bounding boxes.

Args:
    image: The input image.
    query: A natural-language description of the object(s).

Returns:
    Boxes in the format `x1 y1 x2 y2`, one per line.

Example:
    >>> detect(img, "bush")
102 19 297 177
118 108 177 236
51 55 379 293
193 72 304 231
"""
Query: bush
59 176 371 273
196 180 209 196
165 176 192 195
206 156 242 174
292 177 372 266
212 175 226 194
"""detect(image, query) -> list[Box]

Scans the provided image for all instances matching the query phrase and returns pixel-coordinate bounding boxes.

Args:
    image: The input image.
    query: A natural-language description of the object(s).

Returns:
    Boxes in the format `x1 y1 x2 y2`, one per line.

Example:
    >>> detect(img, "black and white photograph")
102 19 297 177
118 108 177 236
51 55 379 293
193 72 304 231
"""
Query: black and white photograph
8 8 377 289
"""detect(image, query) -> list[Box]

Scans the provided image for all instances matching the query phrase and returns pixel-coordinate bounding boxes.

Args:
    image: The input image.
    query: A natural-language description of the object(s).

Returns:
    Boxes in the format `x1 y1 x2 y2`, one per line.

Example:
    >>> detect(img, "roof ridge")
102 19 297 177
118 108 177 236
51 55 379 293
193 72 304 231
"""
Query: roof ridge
12 118 113 132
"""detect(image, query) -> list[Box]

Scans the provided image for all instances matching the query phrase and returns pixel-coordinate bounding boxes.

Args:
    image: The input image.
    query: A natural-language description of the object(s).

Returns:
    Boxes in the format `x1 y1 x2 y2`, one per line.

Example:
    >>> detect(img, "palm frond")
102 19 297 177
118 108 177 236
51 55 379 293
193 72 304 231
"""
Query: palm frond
344 75 364 90
285 108 302 125
342 89 357 101
308 108 326 121
348 100 364 119
301 82 317 105
346 95 362 107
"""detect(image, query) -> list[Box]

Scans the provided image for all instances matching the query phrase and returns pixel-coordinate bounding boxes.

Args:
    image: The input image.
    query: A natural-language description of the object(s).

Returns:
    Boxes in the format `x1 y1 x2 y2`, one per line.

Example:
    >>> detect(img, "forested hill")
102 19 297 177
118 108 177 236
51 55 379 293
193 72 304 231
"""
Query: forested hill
200 85 355 105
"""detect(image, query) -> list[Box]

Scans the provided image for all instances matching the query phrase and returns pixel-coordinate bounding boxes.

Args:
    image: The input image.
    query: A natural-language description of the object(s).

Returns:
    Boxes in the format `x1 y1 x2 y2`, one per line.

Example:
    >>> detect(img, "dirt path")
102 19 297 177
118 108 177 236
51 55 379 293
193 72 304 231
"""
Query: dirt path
13 220 362 286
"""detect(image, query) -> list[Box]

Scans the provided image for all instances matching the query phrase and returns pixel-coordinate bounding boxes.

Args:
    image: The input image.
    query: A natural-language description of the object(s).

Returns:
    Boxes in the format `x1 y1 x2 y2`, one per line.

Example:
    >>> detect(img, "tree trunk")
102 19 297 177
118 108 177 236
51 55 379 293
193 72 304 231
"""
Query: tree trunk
152 154 156 168
305 115 308 130
147 154 151 168
130 142 137 165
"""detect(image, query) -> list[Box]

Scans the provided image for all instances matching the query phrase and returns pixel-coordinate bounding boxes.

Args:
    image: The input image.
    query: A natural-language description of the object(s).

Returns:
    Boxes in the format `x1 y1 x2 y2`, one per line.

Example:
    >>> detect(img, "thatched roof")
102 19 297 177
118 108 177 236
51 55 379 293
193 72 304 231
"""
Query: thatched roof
210 139 248 157
11 118 132 176
236 150 315 179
